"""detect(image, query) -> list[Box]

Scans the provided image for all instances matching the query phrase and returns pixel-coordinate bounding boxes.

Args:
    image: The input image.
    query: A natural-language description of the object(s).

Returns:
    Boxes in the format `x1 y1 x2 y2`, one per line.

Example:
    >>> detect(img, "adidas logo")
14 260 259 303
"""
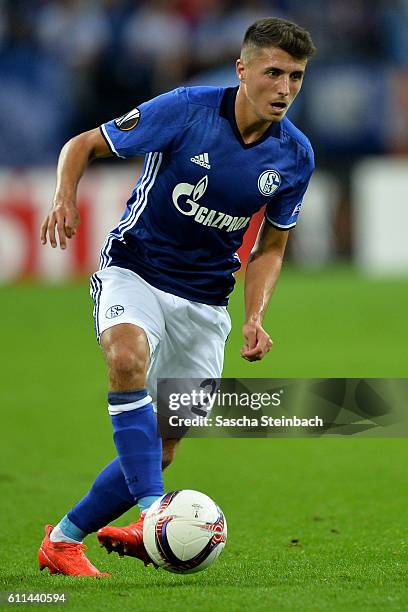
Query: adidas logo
190 152 211 169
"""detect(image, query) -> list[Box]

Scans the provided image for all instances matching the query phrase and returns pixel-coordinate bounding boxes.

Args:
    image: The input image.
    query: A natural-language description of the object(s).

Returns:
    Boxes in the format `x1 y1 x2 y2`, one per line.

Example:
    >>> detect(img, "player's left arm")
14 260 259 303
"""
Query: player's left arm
241 220 289 361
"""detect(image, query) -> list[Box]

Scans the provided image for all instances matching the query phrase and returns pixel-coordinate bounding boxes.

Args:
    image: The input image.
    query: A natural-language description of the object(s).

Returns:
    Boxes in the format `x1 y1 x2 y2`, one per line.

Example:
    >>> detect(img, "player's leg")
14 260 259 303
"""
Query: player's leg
94 327 181 559
90 322 162 563
40 323 161 572
93 284 229 560
94 296 230 563
161 437 181 469
101 322 163 509
39 268 165 574
151 295 231 463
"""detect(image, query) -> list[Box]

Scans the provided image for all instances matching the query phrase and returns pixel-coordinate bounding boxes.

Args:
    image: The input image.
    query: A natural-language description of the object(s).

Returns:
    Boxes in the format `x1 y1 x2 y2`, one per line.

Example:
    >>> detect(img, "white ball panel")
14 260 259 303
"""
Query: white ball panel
143 490 227 572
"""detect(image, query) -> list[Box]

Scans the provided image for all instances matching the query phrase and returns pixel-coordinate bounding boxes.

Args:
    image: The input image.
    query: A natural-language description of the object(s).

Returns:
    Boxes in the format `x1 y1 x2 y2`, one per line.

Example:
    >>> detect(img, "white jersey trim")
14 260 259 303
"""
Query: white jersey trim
101 124 126 159
100 152 163 268
265 213 297 230
108 394 153 415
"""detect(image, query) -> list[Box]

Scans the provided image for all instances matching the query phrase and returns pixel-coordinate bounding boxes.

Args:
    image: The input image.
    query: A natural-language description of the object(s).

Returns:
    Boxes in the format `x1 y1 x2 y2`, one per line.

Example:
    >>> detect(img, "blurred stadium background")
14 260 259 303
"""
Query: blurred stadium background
0 0 407 281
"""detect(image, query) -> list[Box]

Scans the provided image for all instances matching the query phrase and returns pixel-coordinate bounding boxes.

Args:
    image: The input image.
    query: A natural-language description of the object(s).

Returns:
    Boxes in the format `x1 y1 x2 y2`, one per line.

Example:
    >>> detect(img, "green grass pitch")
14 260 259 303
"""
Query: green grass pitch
1 266 407 610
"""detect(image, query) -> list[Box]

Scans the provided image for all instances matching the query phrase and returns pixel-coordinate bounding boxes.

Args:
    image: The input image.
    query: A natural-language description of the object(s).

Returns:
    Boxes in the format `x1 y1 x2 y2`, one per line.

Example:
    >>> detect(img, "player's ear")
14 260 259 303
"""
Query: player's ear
236 58 246 82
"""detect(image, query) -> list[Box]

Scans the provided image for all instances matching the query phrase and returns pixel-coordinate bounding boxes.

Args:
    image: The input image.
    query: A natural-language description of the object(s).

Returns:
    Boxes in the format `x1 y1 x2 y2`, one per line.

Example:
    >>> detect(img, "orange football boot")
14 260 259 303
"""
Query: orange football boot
38 524 109 577
97 513 152 565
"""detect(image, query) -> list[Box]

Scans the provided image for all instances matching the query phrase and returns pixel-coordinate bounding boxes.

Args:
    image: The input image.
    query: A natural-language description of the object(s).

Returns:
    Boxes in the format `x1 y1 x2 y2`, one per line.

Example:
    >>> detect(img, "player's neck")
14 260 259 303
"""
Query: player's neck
235 87 273 144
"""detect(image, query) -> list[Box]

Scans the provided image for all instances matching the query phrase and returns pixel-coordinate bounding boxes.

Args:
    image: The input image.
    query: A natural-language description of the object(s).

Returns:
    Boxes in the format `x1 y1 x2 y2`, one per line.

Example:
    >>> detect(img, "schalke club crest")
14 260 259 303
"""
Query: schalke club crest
258 170 281 196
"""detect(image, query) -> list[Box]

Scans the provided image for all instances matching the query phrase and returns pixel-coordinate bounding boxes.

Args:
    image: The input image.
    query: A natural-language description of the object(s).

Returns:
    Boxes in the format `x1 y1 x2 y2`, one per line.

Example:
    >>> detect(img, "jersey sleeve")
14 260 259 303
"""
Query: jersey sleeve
265 144 314 230
100 87 189 158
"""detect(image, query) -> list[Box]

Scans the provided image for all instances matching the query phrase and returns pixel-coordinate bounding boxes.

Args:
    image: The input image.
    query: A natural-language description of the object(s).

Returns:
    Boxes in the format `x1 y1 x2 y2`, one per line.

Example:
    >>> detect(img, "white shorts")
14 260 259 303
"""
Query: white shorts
90 266 231 404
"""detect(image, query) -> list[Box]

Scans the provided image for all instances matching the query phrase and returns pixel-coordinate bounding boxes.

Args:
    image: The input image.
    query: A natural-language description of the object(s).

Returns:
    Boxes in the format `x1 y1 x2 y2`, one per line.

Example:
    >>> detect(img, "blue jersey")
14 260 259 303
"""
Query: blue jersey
100 86 314 306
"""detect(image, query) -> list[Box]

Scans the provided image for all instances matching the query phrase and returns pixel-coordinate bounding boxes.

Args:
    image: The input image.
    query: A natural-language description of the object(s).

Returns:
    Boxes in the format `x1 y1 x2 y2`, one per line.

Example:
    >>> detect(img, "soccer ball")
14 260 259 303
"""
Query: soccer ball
143 490 227 573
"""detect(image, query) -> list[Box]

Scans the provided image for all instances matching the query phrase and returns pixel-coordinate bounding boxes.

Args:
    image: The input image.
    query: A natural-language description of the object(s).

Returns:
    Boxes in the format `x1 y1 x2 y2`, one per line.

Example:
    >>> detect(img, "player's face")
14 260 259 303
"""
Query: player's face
236 46 307 123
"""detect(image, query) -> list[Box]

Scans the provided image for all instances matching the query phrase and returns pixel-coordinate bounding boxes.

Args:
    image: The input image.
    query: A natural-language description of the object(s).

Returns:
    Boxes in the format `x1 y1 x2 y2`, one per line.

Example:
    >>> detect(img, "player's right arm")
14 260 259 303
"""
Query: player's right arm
40 128 112 249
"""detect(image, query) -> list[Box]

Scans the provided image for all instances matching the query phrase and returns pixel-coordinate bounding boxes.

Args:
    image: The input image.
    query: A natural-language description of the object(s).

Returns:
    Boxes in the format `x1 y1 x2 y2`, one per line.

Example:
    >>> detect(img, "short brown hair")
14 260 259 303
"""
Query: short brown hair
242 17 316 61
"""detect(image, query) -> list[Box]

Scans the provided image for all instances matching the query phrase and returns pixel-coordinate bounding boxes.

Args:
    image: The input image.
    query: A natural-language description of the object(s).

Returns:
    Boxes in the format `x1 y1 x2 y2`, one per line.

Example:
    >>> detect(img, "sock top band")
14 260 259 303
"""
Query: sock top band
108 389 148 406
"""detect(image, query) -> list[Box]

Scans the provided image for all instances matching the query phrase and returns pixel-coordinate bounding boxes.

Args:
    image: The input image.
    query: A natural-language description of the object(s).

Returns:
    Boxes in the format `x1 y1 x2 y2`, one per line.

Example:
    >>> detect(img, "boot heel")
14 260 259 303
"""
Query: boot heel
38 547 47 571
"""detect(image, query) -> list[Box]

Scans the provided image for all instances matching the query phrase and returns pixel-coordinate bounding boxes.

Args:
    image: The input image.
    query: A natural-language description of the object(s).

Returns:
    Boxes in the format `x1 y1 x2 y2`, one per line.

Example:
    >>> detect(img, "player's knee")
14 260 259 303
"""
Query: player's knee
162 450 174 470
101 325 149 384
162 439 180 470
105 345 147 379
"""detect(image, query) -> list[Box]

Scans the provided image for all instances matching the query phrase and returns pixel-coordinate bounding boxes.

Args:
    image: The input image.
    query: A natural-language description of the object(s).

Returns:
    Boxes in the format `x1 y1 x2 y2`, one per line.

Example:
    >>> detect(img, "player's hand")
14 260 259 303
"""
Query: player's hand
40 199 80 249
240 321 273 361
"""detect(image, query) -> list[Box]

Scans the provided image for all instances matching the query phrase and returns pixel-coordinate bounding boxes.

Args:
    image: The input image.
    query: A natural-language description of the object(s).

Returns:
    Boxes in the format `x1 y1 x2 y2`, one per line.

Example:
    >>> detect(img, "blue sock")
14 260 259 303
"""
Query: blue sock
67 457 135 534
109 389 163 501
62 390 162 535
58 515 87 541
138 495 161 513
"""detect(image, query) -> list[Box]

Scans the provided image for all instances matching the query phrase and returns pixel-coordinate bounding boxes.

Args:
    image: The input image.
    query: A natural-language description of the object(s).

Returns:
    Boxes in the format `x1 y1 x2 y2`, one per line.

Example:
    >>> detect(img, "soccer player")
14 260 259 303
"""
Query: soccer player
38 17 315 576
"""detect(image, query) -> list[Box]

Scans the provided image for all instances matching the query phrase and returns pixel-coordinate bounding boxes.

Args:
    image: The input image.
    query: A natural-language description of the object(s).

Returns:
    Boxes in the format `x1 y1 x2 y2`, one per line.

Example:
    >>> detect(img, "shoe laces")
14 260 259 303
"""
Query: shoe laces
54 540 88 558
